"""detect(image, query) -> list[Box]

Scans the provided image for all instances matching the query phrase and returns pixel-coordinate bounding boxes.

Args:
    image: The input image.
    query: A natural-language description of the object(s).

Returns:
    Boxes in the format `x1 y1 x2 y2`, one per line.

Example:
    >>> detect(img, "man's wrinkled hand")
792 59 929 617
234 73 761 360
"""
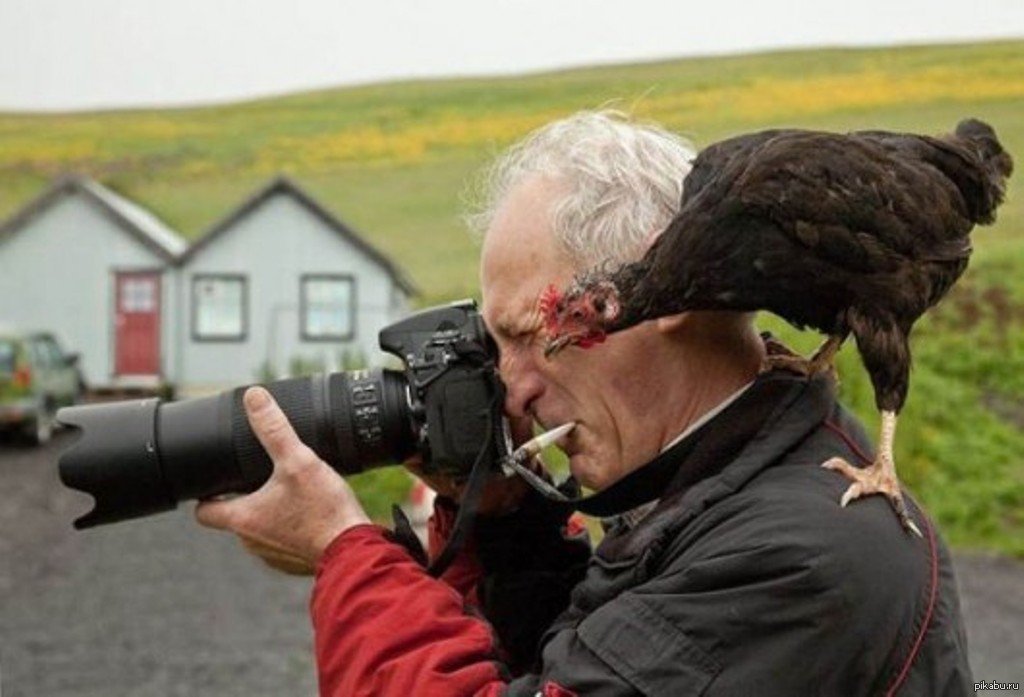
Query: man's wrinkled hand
195 386 370 569
238 534 317 576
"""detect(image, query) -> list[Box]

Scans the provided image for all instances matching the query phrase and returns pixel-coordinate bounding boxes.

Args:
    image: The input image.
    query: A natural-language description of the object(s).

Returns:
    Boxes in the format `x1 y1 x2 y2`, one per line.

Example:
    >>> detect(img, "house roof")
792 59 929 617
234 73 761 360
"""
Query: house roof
180 175 418 296
0 175 187 262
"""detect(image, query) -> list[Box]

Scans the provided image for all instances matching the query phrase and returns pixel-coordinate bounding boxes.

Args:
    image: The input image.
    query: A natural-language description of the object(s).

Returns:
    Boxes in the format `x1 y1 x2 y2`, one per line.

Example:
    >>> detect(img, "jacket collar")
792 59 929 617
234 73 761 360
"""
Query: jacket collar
594 369 837 564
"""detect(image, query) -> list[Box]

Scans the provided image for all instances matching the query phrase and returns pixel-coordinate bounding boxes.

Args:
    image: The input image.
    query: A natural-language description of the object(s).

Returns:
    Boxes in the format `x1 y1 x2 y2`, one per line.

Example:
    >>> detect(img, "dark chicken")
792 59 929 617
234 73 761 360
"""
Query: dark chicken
542 119 1013 535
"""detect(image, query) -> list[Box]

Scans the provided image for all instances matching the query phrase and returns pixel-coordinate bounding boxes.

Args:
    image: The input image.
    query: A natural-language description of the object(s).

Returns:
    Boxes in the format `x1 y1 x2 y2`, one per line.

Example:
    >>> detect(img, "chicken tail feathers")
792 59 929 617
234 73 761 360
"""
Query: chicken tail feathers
952 118 1014 224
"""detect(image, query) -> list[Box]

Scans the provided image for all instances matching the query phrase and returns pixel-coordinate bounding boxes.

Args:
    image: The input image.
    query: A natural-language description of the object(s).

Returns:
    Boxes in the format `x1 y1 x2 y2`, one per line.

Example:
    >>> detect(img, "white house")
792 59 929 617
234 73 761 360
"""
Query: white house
0 175 187 391
176 176 417 394
0 175 417 396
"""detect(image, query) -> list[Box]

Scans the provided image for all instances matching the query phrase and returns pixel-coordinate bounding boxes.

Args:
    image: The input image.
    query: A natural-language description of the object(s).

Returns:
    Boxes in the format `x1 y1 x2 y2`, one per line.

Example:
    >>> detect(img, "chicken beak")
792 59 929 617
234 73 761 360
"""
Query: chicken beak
544 334 572 358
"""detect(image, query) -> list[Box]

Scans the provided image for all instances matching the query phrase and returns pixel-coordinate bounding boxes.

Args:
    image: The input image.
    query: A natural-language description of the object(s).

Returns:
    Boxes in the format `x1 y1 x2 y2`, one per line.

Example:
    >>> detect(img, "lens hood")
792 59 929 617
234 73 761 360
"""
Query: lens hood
57 399 176 529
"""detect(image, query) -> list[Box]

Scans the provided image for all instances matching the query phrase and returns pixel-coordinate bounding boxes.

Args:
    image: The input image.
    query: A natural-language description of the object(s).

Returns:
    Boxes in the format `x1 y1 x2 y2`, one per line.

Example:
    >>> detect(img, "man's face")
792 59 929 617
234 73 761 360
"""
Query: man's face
480 176 671 491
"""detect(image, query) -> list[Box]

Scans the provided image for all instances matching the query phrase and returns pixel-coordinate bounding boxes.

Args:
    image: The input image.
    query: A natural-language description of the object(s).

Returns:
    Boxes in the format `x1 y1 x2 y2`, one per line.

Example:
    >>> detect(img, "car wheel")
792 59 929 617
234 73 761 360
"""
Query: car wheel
24 403 54 446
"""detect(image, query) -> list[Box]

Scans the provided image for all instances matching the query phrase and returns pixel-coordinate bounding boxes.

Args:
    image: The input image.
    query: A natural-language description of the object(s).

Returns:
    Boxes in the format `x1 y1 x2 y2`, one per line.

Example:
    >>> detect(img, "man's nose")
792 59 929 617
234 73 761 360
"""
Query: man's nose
499 346 545 419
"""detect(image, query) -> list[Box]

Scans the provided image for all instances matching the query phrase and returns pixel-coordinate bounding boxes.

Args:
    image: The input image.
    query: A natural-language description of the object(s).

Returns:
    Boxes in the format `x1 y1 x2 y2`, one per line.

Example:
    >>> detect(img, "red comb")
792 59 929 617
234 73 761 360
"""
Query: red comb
539 284 560 314
539 284 562 334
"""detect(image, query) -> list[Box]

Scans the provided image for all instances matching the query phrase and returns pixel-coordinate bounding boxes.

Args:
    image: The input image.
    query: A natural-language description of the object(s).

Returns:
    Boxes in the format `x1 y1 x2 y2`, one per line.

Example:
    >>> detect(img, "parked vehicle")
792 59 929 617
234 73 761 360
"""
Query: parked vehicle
0 329 84 445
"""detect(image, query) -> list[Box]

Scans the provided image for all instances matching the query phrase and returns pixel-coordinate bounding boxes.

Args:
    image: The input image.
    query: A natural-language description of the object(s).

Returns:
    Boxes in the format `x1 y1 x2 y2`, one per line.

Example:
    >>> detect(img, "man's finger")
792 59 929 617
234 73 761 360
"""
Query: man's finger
244 386 309 464
195 497 242 530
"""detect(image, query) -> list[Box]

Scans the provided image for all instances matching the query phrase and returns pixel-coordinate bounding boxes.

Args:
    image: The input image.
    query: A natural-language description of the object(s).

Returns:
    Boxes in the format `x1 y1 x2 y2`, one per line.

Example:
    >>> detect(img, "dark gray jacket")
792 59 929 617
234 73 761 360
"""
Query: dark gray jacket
477 371 973 696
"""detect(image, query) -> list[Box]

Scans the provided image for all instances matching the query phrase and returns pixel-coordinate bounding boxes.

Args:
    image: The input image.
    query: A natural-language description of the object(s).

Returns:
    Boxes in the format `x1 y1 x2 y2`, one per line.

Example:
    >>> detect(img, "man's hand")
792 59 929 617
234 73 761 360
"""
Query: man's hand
195 386 370 572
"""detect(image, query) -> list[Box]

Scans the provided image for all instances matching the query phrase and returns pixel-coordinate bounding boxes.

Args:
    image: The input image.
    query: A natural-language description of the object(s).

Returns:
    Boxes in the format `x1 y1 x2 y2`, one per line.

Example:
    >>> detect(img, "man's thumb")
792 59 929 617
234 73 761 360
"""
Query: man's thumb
195 497 243 531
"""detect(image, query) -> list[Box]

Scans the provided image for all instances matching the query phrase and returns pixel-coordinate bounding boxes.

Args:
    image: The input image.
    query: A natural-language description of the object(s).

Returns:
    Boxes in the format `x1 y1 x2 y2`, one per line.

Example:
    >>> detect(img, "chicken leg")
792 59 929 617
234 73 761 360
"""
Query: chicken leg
821 410 922 536
762 334 844 379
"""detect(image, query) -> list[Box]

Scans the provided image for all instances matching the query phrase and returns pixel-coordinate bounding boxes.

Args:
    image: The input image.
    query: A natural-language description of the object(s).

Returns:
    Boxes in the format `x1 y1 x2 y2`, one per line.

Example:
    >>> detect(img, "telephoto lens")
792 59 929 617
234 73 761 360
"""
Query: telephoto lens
57 370 416 529
58 299 507 531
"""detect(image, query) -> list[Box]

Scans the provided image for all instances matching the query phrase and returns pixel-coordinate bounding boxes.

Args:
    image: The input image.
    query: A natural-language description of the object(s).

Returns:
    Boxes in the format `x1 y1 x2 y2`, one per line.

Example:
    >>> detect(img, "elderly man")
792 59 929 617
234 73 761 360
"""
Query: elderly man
196 112 973 695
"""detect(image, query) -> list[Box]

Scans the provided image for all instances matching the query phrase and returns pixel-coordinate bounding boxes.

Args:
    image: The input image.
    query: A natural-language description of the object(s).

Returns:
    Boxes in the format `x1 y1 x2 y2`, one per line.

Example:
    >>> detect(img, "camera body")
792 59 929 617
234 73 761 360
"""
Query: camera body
378 299 510 477
57 300 511 528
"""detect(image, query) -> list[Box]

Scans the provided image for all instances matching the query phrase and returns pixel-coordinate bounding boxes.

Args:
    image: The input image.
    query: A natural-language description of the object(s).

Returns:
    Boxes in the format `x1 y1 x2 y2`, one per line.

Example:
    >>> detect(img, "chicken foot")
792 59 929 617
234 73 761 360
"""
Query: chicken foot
821 410 922 537
761 334 843 379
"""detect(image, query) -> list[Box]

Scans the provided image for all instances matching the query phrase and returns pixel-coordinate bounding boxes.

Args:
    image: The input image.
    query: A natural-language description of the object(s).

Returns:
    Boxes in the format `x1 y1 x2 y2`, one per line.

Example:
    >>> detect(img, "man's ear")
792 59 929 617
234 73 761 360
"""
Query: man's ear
655 312 689 334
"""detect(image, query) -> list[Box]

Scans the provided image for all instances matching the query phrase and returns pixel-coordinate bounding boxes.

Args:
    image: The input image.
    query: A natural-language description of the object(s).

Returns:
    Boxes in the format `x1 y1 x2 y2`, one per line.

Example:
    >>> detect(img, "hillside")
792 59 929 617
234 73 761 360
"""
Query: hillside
2 40 1022 553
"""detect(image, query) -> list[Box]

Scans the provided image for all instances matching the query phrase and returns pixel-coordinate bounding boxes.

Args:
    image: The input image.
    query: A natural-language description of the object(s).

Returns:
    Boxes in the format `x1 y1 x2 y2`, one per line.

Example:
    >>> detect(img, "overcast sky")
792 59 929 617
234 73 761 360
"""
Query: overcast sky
2 0 1022 112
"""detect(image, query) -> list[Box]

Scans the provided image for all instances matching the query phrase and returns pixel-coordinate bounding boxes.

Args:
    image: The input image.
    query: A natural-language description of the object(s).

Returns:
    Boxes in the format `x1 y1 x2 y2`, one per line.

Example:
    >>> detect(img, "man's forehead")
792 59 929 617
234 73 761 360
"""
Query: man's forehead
480 176 572 332
481 246 551 333
481 232 552 285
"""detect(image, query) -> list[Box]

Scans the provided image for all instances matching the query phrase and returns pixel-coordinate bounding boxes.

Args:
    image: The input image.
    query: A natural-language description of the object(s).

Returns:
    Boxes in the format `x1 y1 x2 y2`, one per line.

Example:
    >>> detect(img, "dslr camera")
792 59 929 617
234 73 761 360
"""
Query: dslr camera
58 300 511 528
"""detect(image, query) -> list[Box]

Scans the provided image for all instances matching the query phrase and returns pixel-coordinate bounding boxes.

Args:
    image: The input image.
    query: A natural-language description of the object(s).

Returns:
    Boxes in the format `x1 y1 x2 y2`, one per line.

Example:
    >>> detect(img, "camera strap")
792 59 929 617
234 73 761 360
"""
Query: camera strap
426 340 505 578
502 437 690 519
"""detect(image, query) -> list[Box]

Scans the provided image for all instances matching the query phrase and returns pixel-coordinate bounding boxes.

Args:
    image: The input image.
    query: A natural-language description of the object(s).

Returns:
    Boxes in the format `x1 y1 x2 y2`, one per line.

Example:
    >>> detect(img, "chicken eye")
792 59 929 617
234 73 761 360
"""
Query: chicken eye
593 298 606 313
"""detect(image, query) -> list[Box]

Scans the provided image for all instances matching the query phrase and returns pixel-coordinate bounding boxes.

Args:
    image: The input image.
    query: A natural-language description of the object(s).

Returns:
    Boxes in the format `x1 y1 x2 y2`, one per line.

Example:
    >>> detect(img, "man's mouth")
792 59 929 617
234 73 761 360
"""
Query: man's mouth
534 418 577 451
512 422 576 463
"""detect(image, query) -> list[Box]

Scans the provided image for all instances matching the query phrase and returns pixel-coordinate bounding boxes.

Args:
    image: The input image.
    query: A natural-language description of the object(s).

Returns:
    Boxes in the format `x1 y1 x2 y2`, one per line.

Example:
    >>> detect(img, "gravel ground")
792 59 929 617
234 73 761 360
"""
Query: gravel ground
0 431 1021 696
0 432 316 696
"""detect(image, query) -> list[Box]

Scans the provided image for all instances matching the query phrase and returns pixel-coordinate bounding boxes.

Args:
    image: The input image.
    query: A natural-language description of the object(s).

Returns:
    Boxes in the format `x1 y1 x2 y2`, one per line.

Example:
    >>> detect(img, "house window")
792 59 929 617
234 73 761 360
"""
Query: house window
301 275 355 341
193 275 247 341
121 278 157 312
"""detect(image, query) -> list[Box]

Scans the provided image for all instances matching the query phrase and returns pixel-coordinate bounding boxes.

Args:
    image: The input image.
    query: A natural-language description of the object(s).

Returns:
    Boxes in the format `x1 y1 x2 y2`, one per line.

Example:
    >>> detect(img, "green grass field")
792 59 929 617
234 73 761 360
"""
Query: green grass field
2 40 1022 553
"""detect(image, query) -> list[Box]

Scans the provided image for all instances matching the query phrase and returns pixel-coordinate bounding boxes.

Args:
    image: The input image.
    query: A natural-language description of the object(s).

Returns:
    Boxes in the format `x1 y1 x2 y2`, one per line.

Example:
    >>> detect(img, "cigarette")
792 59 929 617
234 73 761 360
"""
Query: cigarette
511 422 575 462
502 422 576 500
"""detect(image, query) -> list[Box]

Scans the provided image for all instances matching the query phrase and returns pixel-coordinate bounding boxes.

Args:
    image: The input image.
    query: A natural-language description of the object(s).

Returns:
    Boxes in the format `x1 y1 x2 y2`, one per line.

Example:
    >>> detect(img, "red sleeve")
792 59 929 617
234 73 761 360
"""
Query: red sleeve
311 524 508 697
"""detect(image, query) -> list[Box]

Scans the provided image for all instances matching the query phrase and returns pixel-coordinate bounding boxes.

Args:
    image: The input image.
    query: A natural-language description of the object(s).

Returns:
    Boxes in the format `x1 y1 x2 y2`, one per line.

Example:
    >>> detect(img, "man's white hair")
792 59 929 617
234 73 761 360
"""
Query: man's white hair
467 110 696 270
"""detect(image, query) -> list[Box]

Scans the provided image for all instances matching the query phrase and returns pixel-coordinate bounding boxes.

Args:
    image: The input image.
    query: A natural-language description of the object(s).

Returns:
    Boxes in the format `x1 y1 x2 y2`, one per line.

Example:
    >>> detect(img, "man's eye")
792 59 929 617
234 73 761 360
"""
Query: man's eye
505 330 532 346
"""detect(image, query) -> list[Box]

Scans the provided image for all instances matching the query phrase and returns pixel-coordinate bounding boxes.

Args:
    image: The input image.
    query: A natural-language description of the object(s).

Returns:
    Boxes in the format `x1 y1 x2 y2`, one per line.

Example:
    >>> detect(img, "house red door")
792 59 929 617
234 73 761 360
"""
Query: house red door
115 272 161 376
